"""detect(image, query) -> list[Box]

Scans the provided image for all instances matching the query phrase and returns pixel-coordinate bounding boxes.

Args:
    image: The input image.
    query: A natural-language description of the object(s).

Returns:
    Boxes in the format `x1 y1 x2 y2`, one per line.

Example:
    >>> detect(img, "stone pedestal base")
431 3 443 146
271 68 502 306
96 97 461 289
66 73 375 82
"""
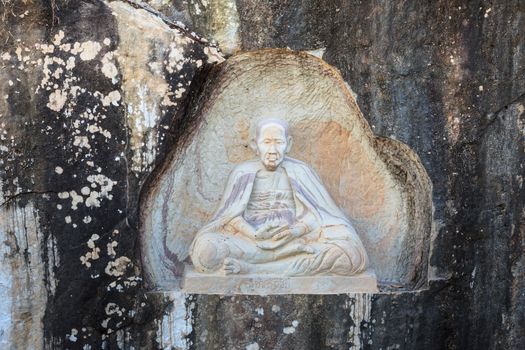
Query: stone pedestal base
182 267 378 295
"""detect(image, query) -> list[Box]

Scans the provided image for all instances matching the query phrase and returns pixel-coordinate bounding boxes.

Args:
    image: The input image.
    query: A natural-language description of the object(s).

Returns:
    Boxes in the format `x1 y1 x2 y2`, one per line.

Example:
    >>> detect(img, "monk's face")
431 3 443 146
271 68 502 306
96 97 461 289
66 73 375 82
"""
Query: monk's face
256 124 288 171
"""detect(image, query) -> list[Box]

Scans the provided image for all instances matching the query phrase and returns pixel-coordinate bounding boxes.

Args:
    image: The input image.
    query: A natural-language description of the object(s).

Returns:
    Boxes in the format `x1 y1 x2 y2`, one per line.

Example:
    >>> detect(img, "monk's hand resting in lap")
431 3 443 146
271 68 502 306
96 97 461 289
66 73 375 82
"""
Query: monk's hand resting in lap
273 222 308 241
257 223 309 250
254 223 289 240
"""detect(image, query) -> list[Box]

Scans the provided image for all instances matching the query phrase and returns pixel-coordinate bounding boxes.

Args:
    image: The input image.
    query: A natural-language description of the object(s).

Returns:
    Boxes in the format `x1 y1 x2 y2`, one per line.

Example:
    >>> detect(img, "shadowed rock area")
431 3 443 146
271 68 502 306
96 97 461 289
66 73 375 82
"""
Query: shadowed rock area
0 0 524 349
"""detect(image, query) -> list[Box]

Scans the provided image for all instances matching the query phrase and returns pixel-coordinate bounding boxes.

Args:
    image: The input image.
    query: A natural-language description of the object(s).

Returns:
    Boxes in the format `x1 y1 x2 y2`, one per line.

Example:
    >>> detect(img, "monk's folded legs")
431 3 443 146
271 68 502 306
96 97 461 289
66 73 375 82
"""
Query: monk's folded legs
190 233 316 273
231 242 361 276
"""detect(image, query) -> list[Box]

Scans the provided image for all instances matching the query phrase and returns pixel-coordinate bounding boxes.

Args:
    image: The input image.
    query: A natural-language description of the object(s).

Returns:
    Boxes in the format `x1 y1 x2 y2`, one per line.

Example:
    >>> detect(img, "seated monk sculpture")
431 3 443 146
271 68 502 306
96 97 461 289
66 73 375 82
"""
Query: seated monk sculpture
189 118 369 276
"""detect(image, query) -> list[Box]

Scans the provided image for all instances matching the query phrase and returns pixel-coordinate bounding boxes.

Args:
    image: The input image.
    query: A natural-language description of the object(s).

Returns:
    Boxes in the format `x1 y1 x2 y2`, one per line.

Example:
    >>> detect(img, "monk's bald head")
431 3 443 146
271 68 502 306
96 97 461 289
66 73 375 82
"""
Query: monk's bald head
255 118 289 141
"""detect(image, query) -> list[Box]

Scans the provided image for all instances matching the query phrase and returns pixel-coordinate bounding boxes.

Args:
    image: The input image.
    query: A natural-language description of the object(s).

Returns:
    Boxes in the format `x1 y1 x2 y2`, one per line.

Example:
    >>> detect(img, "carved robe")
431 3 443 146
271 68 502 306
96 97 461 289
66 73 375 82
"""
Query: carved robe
190 157 369 275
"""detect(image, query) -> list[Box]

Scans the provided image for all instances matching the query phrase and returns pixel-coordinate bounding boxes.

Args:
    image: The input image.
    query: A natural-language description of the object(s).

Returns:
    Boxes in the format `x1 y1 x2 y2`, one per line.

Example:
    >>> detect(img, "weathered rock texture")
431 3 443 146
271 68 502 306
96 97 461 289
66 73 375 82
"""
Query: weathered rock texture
0 0 524 349
0 0 220 348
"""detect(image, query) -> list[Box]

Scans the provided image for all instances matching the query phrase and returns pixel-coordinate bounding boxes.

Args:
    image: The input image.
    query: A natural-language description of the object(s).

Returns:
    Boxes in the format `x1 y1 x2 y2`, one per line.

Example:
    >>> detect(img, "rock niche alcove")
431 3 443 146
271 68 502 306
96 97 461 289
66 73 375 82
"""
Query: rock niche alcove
140 49 432 292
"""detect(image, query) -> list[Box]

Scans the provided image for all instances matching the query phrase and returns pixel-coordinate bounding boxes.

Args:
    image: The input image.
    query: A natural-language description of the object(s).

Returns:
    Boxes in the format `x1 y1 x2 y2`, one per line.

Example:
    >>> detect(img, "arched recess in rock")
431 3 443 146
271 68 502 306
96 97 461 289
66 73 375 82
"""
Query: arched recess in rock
140 49 432 290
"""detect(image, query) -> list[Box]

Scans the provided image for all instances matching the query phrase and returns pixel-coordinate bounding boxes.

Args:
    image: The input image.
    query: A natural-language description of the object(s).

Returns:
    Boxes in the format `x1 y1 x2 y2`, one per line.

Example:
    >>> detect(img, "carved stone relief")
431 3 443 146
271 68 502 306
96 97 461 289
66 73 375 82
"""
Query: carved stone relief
141 49 432 293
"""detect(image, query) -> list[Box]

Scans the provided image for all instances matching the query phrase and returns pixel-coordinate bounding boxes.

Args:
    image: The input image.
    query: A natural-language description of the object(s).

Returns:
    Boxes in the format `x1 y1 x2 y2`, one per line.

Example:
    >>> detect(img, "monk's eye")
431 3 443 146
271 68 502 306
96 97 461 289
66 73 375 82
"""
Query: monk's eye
264 140 271 144
277 140 284 144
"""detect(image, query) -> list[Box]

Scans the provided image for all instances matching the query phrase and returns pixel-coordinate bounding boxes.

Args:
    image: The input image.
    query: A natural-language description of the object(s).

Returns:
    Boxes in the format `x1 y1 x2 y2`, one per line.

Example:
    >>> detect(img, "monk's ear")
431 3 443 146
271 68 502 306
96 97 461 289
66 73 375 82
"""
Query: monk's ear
286 136 293 153
250 139 259 154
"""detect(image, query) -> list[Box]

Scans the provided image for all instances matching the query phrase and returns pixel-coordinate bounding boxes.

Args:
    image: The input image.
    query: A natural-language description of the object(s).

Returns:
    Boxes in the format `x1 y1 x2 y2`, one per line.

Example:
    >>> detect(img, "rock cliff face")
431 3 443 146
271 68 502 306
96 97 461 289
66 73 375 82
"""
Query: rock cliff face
0 0 523 349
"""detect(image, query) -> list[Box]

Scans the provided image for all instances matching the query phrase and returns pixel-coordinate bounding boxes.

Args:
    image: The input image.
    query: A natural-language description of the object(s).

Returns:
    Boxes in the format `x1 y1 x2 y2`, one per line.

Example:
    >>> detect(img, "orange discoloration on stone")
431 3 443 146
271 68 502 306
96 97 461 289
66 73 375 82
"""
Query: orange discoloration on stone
293 120 386 220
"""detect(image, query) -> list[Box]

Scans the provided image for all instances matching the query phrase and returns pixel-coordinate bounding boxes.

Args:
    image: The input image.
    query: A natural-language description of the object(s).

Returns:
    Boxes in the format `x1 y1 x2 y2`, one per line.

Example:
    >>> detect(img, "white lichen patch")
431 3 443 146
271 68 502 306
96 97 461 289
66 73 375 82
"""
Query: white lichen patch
107 241 118 257
15 47 22 61
174 87 186 99
166 43 189 73
17 36 116 128
106 276 141 292
80 234 101 268
84 174 116 208
58 191 70 199
105 257 131 276
69 190 84 210
59 43 71 52
55 166 63 174
73 136 91 149
52 30 65 45
79 41 102 61
39 44 55 54
86 124 112 138
99 90 121 106
161 92 177 107
65 56 75 70
101 52 119 83
47 89 67 112
105 303 125 317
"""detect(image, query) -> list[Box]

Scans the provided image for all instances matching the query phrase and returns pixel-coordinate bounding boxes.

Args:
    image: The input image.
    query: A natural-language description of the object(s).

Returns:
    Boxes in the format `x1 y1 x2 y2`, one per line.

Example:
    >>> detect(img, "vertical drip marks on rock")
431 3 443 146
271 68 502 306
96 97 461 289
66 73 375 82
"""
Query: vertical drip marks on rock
155 292 193 350
0 202 47 349
347 293 372 349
